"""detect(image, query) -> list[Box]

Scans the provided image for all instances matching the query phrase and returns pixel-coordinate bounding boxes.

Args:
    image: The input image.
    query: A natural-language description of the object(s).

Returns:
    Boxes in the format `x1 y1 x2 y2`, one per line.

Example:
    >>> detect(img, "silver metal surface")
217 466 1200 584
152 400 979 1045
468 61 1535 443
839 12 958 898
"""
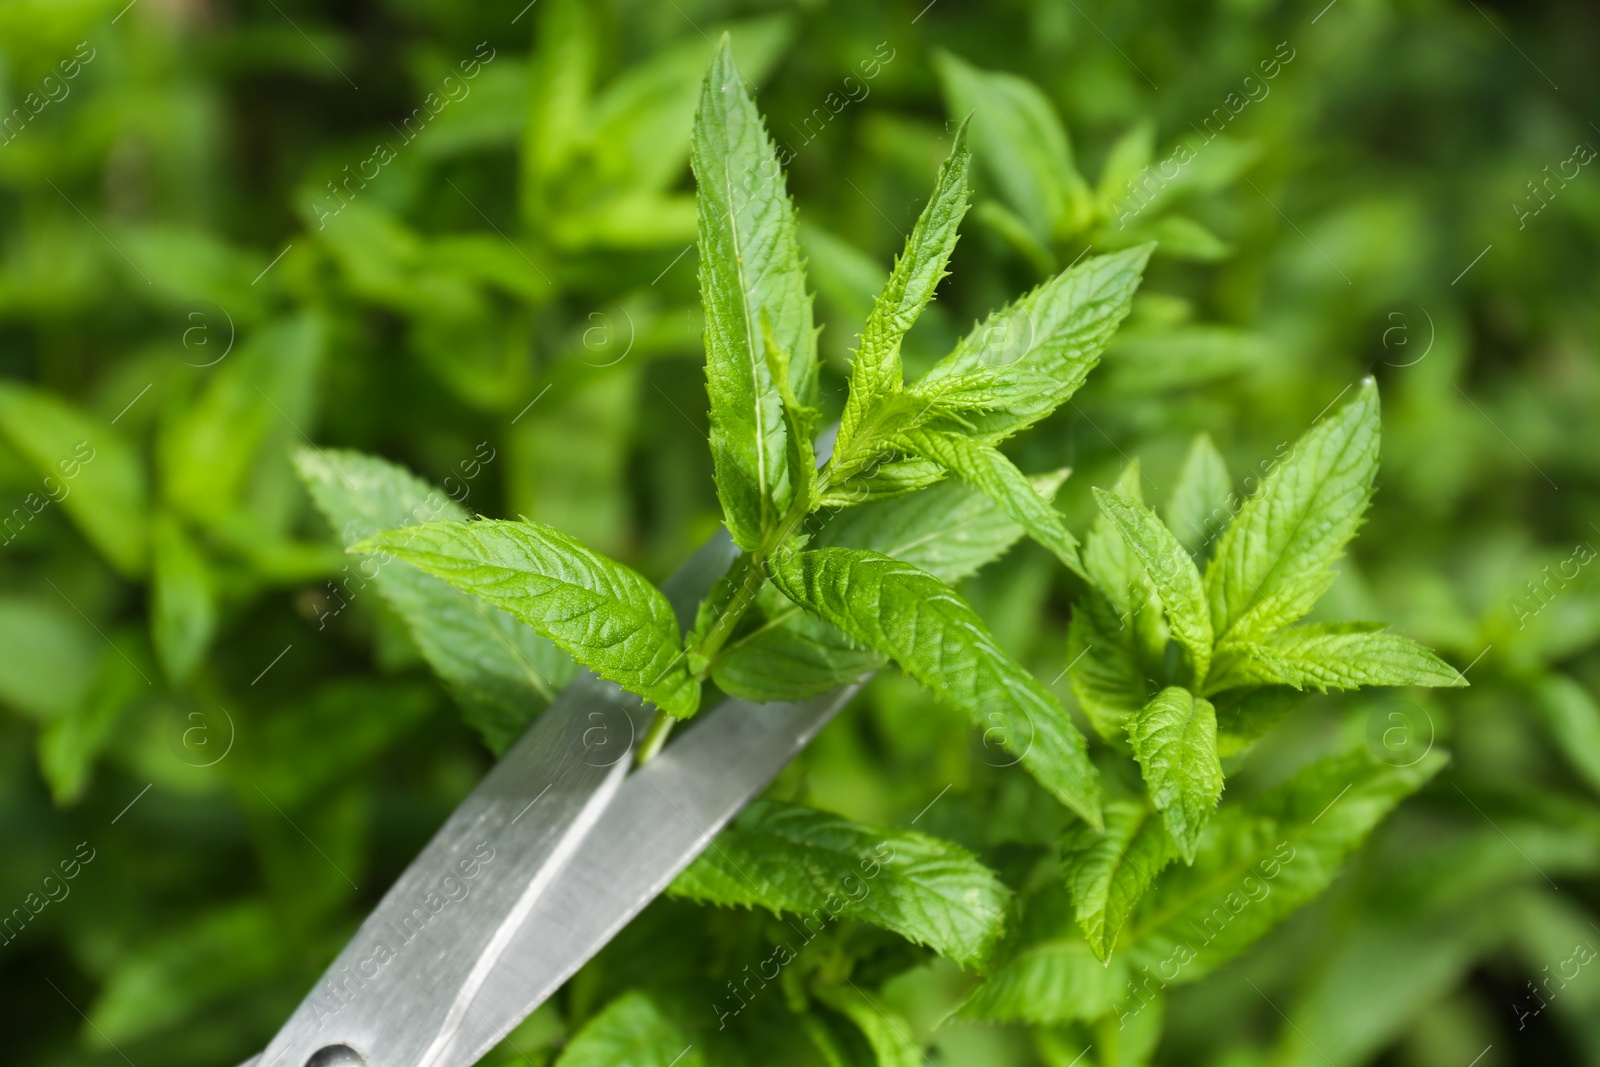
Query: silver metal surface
235 674 856 1067
412 681 859 1067
251 669 642 1067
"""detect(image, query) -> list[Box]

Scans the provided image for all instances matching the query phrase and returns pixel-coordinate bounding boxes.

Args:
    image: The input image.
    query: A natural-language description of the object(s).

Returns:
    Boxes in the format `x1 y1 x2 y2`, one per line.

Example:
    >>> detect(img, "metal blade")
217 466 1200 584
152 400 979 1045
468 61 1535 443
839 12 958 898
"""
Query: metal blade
413 681 860 1067
249 671 639 1067
250 536 741 1067
239 678 856 1067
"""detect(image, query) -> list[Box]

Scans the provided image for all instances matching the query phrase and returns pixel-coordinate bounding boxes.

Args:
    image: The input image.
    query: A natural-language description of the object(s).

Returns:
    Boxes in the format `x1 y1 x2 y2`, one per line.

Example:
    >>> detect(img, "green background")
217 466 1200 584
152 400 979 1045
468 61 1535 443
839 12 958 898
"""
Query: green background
1 0 1597 1064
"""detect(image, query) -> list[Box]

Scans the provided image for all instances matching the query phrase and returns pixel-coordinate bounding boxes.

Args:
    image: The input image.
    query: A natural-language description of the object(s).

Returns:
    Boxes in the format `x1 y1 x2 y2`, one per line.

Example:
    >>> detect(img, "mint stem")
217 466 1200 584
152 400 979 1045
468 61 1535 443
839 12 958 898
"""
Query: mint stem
636 711 675 765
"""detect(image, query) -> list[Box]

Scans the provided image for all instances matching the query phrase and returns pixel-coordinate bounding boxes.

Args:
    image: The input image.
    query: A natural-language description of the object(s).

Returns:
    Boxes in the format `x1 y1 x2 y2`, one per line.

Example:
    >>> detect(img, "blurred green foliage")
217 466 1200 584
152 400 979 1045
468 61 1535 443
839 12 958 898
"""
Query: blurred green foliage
2 1 1598 1065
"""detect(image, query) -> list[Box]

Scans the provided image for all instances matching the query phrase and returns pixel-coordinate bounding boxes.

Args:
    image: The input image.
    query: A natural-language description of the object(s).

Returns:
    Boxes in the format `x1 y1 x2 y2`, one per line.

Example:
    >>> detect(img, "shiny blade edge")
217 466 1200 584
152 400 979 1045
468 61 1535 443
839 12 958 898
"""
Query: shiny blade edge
423 681 861 1067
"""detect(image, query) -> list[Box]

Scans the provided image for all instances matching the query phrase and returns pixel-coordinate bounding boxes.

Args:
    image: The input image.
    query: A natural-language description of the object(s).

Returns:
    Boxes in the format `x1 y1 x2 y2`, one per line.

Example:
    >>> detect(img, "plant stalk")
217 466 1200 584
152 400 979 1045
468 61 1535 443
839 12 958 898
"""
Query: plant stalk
690 552 769 679
636 711 675 765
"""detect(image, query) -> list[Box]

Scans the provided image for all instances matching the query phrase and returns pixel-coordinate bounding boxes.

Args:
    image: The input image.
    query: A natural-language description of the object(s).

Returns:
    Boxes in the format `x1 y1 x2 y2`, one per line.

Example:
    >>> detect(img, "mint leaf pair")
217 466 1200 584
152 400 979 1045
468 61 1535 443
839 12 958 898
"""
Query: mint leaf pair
935 50 1250 269
1198 382 1464 698
846 244 1152 577
1054 381 1465 967
1082 381 1460 705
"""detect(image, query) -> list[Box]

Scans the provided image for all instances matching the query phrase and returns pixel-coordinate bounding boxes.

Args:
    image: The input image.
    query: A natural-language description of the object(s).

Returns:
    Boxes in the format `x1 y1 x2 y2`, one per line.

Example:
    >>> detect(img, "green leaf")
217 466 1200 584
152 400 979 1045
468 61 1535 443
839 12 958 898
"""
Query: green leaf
150 513 217 685
670 799 1011 969
1093 989 1164 1067
0 382 148 576
523 0 597 187
159 314 324 545
1164 433 1232 557
312 199 428 304
1093 488 1212 683
818 454 946 508
1142 214 1231 261
907 365 1064 416
480 1004 565 1067
691 40 816 551
553 991 703 1067
955 935 1125 1025
814 987 926 1067
1213 686 1307 757
714 470 1072 701
972 199 1056 277
818 467 1072 585
122 226 267 316
37 640 147 805
589 16 793 194
768 548 1102 827
352 518 698 718
89 901 294 1045
1127 688 1224 863
1065 592 1152 745
1095 120 1156 205
909 246 1151 444
836 124 972 459
296 449 573 753
1124 747 1447 983
761 313 819 518
409 60 527 161
1211 624 1466 693
531 17 795 252
1067 463 1163 743
1084 461 1153 603
898 428 1083 577
0 596 101 720
1205 380 1380 646
508 366 637 559
954 886 1128 1024
1272 888 1523 1067
1535 675 1600 795
239 679 435 809
932 51 1088 244
710 599 878 703
798 1008 861 1067
1061 800 1176 961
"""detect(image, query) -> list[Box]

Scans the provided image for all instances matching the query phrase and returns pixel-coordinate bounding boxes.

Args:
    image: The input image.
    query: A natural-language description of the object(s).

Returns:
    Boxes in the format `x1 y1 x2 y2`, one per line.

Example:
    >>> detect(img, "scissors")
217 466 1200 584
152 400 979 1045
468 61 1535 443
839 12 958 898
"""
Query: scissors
240 528 861 1067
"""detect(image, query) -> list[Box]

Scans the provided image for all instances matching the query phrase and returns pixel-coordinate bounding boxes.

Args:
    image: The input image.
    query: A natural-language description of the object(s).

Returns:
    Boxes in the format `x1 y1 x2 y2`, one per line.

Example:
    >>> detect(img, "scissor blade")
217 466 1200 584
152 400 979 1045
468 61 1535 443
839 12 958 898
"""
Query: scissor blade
252 537 738 1067
409 681 860 1067
251 670 641 1067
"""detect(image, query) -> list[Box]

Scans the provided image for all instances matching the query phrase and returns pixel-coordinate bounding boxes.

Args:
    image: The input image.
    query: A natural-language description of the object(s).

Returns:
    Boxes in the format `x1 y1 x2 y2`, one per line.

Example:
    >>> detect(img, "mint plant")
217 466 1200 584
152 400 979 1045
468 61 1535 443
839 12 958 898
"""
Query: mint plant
5 0 1597 1060
351 42 1149 829
1043 382 1465 965
933 50 1256 273
300 41 1465 1055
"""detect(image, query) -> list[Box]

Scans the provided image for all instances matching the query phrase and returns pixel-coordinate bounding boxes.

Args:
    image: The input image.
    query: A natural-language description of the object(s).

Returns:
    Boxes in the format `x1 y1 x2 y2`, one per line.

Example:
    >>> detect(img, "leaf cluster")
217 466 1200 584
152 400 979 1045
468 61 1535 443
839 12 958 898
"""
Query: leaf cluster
334 45 1465 1059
